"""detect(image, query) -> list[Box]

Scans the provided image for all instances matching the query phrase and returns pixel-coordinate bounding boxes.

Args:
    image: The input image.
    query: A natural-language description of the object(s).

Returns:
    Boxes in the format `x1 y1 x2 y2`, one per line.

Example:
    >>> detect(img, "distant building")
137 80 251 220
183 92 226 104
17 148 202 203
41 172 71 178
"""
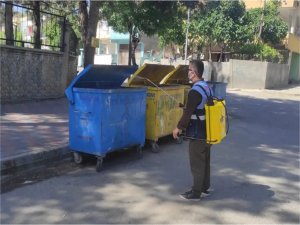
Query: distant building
93 20 163 66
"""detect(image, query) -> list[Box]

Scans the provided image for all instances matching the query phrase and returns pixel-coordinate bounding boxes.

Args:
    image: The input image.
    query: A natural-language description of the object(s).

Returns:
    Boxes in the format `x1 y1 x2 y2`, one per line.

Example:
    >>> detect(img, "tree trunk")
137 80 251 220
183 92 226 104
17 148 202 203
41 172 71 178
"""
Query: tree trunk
85 1 101 67
80 0 101 68
131 41 138 66
208 43 212 62
32 1 41 49
131 26 139 66
79 1 88 47
196 44 202 60
127 23 133 66
4 1 13 45
257 0 266 41
218 44 224 62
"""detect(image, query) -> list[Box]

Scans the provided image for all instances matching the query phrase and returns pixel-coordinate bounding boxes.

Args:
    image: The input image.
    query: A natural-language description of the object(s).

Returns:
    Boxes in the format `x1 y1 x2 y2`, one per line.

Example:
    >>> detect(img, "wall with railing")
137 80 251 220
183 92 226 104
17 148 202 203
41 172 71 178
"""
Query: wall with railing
0 1 66 51
1 23 77 103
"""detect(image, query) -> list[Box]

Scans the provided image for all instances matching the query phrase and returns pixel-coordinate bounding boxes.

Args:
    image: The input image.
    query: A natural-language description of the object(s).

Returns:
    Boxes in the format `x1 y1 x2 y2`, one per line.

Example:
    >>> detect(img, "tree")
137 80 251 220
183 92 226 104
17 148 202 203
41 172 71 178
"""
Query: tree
79 0 101 67
158 3 185 55
41 1 80 38
43 0 102 65
41 1 80 52
43 18 61 50
190 0 248 61
189 1 219 61
245 0 288 46
212 1 247 61
101 1 179 66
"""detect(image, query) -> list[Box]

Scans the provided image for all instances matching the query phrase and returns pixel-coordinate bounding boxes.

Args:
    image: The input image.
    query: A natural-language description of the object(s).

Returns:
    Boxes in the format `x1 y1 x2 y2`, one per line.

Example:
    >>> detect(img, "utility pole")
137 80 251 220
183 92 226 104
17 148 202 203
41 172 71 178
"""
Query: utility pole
184 7 190 65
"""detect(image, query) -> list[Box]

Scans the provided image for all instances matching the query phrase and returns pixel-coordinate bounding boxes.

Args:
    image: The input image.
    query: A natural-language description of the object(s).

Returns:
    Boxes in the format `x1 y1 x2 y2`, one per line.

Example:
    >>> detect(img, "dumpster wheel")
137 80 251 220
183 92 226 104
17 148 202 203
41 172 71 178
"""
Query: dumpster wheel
96 157 104 172
150 142 160 153
136 146 143 159
73 152 83 164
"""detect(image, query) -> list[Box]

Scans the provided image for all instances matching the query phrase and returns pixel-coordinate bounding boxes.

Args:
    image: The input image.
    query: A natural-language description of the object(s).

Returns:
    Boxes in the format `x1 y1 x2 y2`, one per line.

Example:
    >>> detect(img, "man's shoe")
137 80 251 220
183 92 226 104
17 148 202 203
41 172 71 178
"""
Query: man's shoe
201 188 214 198
181 189 193 197
180 190 201 201
206 187 214 192
201 191 211 198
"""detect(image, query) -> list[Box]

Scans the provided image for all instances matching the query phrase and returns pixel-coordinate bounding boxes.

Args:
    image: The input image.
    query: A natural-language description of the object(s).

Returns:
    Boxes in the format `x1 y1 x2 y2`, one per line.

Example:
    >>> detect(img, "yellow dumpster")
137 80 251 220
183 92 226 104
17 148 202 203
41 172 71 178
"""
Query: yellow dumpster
160 65 190 104
127 64 185 152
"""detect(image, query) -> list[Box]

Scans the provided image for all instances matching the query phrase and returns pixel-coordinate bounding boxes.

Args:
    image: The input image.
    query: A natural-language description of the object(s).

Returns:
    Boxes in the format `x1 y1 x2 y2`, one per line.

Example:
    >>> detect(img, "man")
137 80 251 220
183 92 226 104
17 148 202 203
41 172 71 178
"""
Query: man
173 59 212 201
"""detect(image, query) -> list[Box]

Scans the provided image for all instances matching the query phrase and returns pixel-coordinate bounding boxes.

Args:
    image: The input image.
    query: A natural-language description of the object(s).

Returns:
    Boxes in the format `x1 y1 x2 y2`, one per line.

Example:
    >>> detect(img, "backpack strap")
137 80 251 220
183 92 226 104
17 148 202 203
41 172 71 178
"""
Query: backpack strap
195 84 212 98
195 84 214 106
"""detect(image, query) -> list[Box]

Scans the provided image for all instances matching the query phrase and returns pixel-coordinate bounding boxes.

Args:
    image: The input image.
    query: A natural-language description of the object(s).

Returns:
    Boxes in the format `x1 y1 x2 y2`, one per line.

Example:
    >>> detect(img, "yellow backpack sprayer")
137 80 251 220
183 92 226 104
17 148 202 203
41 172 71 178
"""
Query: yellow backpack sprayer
188 84 228 144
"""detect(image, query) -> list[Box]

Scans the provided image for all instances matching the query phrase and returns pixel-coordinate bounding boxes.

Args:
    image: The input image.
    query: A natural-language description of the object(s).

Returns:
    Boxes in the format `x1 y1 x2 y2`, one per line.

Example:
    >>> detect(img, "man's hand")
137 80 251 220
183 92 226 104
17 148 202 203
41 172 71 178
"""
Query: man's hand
179 103 184 108
173 127 182 139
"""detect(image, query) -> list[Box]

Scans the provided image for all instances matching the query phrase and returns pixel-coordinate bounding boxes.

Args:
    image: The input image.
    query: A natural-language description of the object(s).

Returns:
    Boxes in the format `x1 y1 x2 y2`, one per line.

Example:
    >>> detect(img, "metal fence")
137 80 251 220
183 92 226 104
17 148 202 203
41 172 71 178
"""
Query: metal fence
0 1 66 52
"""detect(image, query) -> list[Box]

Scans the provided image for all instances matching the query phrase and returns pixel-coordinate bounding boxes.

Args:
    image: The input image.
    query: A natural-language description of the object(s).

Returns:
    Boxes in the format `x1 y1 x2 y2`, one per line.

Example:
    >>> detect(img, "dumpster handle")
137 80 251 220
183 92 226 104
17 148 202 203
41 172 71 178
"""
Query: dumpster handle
65 87 75 105
65 64 93 105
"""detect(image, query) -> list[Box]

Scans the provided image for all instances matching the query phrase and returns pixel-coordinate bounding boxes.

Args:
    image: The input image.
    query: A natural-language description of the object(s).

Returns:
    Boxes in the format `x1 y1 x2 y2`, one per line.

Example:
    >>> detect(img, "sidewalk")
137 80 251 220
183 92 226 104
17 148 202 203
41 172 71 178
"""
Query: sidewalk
228 83 300 100
1 84 299 175
1 98 70 174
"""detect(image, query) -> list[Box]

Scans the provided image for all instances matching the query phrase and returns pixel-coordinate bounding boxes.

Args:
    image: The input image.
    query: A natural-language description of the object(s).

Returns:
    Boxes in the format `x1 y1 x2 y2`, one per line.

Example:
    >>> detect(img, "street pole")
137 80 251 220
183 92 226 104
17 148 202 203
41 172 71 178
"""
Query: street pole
184 7 190 65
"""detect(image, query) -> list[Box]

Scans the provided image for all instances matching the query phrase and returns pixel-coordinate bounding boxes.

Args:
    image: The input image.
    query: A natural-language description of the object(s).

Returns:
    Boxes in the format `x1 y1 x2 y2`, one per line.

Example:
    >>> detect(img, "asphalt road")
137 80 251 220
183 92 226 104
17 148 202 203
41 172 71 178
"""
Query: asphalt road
1 88 299 224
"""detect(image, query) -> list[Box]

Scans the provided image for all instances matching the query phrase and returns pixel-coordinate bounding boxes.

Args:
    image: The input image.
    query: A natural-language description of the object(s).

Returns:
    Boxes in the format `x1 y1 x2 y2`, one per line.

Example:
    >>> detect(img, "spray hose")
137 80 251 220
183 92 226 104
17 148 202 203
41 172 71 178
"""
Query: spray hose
133 75 183 106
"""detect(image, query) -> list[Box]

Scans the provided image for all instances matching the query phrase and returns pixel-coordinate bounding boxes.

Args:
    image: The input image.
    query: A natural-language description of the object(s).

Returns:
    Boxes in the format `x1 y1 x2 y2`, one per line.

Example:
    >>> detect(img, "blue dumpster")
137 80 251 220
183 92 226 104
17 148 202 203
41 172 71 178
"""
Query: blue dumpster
207 81 227 100
65 65 147 171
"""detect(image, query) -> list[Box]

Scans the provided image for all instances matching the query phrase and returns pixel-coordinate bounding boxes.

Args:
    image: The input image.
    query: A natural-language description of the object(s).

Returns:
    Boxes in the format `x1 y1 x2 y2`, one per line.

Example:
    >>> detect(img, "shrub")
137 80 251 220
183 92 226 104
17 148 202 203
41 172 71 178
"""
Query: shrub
235 42 283 63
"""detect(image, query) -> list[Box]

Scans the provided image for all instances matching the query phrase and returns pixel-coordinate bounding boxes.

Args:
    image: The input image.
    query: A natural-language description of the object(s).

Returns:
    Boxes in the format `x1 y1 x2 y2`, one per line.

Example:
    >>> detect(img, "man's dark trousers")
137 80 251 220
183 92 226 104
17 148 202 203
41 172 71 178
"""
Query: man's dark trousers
189 139 211 195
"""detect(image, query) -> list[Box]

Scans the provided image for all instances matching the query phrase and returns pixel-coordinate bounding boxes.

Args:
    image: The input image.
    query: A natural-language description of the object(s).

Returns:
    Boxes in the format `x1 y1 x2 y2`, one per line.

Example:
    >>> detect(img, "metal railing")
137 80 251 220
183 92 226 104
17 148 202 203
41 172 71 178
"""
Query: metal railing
0 1 66 51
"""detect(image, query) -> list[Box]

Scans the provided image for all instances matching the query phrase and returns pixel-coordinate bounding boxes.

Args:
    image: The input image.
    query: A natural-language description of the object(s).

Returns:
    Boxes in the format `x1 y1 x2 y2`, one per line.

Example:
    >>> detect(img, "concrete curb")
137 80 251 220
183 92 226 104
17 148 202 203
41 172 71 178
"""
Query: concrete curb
1 146 72 176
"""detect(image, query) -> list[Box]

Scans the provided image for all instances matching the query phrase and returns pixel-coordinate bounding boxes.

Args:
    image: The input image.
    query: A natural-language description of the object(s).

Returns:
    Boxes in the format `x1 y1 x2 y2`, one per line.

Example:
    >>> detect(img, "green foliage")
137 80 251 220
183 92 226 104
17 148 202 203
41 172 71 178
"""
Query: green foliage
14 30 23 47
0 31 3 45
101 1 180 64
244 0 288 45
190 0 248 51
0 31 4 39
41 1 80 32
188 0 287 62
41 1 80 46
260 43 283 62
237 43 261 56
219 0 246 22
237 42 283 63
101 1 179 36
43 18 61 49
101 1 135 33
158 3 186 47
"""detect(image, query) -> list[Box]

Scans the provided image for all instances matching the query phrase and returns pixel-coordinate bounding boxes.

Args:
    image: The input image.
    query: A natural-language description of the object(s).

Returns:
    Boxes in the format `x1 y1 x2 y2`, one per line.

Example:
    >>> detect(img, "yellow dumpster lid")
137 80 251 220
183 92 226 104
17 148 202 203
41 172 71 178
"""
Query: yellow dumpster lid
128 64 175 86
160 65 189 85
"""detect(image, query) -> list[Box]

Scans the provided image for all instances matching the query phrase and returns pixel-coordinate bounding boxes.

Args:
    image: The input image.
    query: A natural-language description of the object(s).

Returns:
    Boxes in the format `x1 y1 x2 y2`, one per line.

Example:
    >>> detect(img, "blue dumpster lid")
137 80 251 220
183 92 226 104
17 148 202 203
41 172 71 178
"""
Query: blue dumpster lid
65 64 138 104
